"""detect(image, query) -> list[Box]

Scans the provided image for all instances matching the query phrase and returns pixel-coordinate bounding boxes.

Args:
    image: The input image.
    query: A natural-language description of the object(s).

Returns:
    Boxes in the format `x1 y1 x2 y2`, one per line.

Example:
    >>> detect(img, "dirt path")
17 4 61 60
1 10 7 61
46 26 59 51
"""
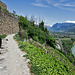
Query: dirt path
0 34 31 75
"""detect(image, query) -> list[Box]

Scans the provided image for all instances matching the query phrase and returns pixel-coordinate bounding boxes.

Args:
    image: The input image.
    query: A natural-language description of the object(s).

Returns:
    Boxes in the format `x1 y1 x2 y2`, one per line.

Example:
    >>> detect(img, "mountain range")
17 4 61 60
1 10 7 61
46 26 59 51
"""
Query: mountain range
46 23 75 33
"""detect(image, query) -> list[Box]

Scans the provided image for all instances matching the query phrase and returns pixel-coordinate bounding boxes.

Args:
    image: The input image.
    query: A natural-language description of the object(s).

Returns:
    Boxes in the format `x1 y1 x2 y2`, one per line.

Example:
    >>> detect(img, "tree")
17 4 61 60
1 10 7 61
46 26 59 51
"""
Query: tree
30 16 35 26
46 35 56 48
44 27 47 32
18 15 56 48
39 21 44 31
19 16 30 28
44 27 49 35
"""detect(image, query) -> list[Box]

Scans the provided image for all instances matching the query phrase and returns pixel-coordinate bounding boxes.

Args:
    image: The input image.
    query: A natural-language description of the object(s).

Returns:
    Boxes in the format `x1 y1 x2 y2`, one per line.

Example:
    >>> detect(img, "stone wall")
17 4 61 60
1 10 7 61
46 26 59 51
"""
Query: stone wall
0 1 7 9
0 9 19 35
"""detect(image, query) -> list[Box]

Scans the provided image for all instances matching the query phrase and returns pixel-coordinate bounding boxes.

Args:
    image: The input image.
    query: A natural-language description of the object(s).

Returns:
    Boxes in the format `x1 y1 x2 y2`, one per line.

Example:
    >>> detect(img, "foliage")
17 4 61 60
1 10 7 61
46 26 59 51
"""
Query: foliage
30 16 35 26
46 35 56 48
18 41 75 75
61 39 75 65
6 39 8 41
19 16 31 28
0 6 1 9
0 35 7 38
13 33 23 41
39 21 44 31
2 8 9 13
0 6 9 13
19 27 28 39
0 6 18 18
32 36 39 42
18 16 56 48
51 31 75 65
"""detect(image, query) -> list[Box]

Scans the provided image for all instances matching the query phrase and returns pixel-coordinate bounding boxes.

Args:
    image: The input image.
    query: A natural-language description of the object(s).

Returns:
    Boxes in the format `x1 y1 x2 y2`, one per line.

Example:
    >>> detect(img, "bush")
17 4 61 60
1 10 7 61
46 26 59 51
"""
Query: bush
13 34 23 41
32 36 39 42
2 8 9 13
46 35 56 48
19 28 28 39
0 35 7 38
6 39 8 41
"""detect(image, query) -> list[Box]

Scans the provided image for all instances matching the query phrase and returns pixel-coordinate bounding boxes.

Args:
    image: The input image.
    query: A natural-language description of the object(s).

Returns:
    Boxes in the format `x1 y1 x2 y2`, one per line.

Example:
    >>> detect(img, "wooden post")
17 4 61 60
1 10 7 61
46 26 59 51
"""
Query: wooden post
0 38 2 48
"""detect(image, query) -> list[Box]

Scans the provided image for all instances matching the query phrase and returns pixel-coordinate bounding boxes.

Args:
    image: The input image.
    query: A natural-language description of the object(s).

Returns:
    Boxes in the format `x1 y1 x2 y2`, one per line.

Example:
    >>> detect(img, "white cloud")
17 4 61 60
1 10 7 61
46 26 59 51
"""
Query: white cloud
53 2 75 7
63 3 75 7
32 0 75 11
44 24 52 27
53 3 59 7
31 3 49 8
45 0 75 11
65 20 75 23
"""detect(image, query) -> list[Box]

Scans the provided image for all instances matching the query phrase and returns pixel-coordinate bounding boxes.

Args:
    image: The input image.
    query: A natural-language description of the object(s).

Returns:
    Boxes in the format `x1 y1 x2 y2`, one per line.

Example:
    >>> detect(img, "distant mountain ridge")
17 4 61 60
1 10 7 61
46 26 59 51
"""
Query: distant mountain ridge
48 23 75 32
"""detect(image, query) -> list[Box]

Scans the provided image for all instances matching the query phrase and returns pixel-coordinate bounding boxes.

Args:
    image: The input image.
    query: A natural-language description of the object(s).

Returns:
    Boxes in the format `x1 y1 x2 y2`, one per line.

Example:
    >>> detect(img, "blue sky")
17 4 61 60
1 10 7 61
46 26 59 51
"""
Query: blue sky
2 0 75 26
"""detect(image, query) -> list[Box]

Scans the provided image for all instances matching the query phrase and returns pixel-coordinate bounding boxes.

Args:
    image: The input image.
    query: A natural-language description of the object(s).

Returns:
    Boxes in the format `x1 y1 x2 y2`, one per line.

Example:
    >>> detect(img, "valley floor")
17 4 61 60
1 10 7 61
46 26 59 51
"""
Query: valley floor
0 34 31 75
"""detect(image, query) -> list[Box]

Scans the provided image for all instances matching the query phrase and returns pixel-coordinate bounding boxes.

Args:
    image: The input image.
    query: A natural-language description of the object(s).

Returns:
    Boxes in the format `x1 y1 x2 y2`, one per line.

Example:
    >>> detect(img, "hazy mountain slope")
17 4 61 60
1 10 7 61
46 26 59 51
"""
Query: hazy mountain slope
49 23 75 32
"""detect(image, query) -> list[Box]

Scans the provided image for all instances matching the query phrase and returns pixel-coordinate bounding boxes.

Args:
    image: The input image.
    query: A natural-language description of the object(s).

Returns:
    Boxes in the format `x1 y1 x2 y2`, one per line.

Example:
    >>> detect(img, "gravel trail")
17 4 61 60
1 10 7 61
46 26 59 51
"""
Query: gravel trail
0 34 31 75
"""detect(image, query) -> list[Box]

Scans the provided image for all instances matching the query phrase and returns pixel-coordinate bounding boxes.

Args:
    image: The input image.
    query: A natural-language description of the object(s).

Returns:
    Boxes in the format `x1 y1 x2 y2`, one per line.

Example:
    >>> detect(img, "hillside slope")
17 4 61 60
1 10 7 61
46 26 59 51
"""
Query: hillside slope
16 15 75 74
14 34 75 75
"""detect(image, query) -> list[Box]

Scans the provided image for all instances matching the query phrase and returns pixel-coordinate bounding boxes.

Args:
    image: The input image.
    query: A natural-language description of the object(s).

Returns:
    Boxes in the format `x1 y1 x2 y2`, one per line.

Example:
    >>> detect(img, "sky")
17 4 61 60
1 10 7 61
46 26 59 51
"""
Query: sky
1 0 75 26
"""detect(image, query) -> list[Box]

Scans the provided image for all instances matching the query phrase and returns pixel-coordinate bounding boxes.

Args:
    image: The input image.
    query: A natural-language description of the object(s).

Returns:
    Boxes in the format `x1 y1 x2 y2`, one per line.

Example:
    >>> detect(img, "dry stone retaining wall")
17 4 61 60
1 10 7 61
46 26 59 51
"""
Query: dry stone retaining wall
0 1 7 10
0 9 19 35
0 1 19 35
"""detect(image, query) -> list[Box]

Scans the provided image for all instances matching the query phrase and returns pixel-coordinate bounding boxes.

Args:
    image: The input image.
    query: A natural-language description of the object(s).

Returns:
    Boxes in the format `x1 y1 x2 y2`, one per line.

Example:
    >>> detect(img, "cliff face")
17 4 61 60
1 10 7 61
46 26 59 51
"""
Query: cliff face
0 1 19 35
